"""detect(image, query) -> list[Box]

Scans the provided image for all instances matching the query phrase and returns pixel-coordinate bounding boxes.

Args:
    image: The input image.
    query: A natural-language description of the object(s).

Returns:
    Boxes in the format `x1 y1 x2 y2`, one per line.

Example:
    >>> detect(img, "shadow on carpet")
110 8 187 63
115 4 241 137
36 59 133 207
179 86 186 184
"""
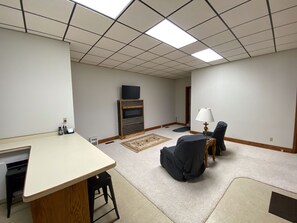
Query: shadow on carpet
173 126 190 132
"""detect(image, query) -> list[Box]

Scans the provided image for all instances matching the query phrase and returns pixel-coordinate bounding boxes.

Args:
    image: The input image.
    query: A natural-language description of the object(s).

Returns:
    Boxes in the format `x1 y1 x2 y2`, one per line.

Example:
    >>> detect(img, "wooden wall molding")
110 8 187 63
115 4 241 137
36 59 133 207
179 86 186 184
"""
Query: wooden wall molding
190 130 292 153
293 91 297 153
98 122 178 144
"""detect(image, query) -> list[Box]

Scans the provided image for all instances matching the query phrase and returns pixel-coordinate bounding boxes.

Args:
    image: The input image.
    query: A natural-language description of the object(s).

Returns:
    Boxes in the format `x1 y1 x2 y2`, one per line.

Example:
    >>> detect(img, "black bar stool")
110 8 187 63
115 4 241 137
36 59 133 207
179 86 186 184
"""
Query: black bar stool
6 160 28 218
88 171 120 222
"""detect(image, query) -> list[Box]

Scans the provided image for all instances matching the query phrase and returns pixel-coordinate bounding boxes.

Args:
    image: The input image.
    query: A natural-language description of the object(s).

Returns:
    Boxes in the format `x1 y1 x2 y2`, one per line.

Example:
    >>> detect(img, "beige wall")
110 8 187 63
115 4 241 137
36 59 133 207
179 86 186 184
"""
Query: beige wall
0 28 74 139
191 49 297 149
71 62 176 140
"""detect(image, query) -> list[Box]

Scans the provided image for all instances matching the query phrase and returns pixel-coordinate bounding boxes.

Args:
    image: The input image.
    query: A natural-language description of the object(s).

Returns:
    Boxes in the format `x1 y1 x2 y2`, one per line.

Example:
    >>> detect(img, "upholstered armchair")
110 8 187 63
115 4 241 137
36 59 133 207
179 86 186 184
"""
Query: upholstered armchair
160 134 206 181
207 121 228 156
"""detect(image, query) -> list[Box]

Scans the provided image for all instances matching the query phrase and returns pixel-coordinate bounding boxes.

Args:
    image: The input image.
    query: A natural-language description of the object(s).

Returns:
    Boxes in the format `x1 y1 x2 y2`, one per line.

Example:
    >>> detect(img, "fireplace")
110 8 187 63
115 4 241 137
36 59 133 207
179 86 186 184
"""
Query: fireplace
123 108 143 119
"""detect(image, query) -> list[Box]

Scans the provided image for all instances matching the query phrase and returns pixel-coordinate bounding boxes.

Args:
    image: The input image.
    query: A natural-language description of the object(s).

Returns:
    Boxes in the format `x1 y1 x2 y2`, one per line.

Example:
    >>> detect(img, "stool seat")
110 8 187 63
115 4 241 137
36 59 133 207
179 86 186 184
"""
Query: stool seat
88 171 120 222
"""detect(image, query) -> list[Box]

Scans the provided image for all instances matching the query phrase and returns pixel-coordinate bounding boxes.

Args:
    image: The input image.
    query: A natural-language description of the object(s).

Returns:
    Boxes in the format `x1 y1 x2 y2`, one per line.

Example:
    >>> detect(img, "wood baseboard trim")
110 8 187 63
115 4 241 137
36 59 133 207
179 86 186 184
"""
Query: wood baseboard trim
98 122 177 144
175 122 187 126
98 136 119 144
145 125 161 131
190 131 292 153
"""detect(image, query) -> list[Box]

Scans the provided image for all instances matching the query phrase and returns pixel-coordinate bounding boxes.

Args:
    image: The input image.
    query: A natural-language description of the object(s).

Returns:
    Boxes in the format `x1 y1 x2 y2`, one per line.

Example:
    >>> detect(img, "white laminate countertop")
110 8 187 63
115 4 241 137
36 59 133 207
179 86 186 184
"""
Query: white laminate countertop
0 132 116 202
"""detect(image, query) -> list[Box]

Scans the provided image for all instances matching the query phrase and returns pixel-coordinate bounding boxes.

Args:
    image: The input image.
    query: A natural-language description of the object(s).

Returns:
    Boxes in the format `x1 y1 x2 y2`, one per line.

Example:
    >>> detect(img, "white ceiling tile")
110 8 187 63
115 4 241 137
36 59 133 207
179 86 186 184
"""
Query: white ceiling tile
70 5 113 35
153 64 168 70
272 6 297 27
80 59 98 66
105 22 141 44
245 40 274 52
164 50 187 60
249 47 275 56
128 66 146 72
115 63 136 70
95 37 125 52
0 5 24 28
274 22 297 38
176 55 196 63
227 53 249 61
208 0 249 14
0 0 20 9
188 17 228 40
23 0 74 23
71 58 80 62
140 61 158 68
118 1 163 32
269 0 297 13
66 26 100 45
118 45 144 57
81 54 105 64
276 33 297 45
29 30 62 40
163 60 182 67
221 0 268 28
180 41 207 54
130 34 161 50
67 40 92 53
99 59 122 67
185 59 205 66
151 57 171 64
209 58 228 65
220 47 246 57
148 43 175 55
109 53 132 62
141 0 191 17
169 0 216 30
70 50 84 59
192 63 210 69
126 57 146 65
231 16 271 38
276 41 297 51
203 30 235 47
239 30 273 45
88 46 114 58
26 13 66 38
0 23 24 32
136 52 159 61
212 40 242 53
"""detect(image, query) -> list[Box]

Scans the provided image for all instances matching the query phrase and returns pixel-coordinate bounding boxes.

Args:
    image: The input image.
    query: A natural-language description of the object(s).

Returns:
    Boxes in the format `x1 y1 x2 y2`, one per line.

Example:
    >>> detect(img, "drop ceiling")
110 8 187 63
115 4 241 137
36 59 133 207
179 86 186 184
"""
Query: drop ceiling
0 0 297 79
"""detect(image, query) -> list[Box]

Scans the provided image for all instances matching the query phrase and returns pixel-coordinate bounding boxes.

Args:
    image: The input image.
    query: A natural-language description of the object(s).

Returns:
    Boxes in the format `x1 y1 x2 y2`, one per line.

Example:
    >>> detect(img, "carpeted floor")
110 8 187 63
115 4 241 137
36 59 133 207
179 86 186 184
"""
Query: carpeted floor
99 125 297 223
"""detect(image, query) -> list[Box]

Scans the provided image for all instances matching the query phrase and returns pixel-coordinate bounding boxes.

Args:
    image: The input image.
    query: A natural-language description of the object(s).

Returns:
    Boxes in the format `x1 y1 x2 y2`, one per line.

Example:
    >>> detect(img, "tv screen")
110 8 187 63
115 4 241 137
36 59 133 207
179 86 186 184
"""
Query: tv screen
122 85 140 99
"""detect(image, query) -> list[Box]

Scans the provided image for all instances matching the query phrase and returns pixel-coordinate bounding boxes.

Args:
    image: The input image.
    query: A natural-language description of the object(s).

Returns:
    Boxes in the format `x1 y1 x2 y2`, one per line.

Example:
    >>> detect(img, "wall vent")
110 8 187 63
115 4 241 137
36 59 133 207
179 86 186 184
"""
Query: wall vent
89 137 98 145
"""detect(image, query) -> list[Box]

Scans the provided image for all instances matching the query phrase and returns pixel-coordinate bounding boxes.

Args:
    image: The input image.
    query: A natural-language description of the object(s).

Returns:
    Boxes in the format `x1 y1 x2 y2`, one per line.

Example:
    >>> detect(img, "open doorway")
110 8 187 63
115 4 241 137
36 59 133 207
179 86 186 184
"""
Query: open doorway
185 86 191 126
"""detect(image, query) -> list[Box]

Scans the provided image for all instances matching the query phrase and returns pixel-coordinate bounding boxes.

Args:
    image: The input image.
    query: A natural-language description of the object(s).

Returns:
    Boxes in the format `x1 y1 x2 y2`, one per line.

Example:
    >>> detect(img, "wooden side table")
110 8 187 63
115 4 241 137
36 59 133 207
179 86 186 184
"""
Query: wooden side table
205 138 216 167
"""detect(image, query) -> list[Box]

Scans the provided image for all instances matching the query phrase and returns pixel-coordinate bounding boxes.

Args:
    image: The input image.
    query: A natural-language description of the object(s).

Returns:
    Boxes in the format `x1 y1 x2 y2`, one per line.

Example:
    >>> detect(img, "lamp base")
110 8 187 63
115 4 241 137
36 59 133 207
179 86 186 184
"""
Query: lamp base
203 122 209 136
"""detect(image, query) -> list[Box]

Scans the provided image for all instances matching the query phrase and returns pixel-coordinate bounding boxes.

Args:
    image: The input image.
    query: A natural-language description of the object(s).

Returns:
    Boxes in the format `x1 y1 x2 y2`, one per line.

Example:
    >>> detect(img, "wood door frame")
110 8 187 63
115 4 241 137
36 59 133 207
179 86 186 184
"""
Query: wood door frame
293 91 297 153
185 86 191 125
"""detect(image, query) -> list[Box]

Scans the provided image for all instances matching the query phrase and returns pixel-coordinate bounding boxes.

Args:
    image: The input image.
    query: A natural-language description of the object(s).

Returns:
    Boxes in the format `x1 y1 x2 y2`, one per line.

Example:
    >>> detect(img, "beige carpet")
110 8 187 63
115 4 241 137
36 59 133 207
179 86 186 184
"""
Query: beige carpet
99 125 297 223
206 177 297 223
121 133 171 153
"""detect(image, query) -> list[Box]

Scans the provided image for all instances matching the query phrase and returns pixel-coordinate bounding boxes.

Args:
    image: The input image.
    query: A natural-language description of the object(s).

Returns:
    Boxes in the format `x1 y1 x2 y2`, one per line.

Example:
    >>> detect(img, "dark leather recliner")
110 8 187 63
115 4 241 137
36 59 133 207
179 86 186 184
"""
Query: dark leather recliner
207 121 228 156
160 134 206 181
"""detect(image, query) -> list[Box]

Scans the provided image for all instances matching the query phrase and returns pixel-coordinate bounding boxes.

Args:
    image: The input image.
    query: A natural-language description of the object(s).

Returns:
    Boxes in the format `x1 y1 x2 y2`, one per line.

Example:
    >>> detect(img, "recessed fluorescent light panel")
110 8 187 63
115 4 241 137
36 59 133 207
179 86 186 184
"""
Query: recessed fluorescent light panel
192 49 223 62
71 0 132 19
146 19 197 48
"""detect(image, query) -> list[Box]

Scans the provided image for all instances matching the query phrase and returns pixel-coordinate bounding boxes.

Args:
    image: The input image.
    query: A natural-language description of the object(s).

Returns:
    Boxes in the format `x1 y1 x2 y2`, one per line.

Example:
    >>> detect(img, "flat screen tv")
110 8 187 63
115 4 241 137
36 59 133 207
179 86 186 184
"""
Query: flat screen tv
122 85 140 99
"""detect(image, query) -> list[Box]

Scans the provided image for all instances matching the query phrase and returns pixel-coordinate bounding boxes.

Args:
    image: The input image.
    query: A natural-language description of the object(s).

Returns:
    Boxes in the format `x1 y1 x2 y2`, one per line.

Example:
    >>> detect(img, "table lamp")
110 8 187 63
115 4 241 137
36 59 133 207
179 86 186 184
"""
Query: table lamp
195 107 214 136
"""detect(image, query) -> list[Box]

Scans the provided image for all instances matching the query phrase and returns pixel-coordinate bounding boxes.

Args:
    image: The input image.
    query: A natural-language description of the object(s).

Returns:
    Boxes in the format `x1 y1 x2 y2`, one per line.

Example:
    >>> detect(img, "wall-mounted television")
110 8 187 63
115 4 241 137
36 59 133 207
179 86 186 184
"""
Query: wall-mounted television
122 85 140 99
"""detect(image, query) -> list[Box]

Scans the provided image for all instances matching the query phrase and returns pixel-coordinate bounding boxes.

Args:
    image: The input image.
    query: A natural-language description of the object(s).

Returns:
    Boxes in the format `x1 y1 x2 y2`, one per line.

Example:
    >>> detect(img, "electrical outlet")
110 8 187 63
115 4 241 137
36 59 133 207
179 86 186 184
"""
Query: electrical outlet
63 118 67 124
270 137 273 142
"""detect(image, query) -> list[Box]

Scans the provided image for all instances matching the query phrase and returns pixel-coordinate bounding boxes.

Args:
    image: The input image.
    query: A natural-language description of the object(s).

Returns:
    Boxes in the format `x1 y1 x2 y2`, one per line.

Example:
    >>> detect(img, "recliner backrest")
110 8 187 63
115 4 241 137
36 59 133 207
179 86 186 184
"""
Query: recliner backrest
212 121 227 142
174 135 206 170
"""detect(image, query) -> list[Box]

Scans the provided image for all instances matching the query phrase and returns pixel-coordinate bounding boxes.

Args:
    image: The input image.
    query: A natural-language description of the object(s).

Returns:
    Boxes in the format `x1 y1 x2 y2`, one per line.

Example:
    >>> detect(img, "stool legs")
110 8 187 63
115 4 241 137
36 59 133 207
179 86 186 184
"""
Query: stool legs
108 180 120 219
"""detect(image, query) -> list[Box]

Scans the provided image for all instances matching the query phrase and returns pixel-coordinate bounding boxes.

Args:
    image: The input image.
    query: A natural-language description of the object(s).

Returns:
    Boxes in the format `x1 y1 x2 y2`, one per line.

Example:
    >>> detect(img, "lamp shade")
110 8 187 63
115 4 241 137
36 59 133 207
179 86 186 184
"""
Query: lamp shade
195 108 214 123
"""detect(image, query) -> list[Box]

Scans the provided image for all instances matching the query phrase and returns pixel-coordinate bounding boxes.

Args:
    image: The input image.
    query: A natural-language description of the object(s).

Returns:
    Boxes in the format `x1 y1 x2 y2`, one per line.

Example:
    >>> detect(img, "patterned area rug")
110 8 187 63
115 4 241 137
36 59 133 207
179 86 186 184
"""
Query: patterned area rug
121 133 171 153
